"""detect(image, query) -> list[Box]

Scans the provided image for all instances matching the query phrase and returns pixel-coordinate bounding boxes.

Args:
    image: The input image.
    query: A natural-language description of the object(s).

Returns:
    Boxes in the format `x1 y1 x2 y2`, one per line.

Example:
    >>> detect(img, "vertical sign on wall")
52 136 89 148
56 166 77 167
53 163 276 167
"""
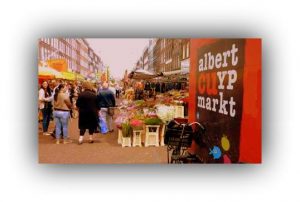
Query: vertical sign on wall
195 39 245 163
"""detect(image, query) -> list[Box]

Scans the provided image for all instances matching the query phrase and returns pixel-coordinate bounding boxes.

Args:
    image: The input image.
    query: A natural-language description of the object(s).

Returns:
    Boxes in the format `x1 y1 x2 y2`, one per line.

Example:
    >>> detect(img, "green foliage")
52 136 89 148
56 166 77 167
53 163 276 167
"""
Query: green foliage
144 117 163 125
121 122 132 137
134 100 145 107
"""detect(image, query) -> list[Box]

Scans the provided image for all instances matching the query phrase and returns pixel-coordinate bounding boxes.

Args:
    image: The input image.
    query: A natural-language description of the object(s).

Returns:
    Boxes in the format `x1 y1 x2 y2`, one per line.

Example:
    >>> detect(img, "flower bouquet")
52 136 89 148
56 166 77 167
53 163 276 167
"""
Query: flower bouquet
114 114 128 129
125 90 135 100
146 100 156 108
155 104 175 123
146 110 159 118
121 122 132 137
143 108 149 116
163 97 173 105
134 100 146 108
133 109 146 120
130 119 144 130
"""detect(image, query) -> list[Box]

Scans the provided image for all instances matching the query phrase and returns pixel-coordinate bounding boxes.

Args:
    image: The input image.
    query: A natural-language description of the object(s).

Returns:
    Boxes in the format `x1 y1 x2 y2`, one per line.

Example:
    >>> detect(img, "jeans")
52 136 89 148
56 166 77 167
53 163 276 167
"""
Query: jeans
53 111 70 140
100 108 113 131
42 107 51 132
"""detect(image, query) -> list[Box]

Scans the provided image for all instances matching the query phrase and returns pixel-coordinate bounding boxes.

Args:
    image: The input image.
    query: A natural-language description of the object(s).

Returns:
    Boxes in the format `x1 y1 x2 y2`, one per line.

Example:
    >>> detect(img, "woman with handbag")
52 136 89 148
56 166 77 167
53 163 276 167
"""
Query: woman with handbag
38 81 53 136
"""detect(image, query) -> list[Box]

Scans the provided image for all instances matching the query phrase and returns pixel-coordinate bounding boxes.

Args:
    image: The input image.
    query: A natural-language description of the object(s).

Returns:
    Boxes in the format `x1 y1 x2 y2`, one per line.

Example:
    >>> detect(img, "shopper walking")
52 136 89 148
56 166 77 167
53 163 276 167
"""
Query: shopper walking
109 83 116 97
48 80 58 138
97 82 116 133
53 84 72 144
69 83 79 118
76 81 99 145
38 81 53 136
115 84 121 98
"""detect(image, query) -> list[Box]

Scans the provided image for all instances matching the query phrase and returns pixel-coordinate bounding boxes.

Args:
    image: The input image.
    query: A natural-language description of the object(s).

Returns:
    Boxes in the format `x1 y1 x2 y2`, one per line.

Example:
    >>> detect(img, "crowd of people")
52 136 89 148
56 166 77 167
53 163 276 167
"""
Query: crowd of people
125 80 188 101
38 78 188 145
38 80 118 145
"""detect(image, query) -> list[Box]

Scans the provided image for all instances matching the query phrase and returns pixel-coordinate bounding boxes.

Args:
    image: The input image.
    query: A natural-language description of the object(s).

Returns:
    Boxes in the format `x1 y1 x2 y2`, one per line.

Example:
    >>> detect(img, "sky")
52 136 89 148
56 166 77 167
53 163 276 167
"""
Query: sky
86 38 150 80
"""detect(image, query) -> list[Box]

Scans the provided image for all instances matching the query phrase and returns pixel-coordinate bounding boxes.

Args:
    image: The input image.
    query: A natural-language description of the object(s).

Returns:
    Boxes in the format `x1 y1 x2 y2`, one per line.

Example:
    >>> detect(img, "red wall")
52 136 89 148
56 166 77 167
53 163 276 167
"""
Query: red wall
239 39 262 163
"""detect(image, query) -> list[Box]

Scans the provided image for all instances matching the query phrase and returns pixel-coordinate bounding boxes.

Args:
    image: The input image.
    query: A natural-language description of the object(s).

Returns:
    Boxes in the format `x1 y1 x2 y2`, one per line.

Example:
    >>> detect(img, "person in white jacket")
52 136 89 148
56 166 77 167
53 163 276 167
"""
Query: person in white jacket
38 81 53 135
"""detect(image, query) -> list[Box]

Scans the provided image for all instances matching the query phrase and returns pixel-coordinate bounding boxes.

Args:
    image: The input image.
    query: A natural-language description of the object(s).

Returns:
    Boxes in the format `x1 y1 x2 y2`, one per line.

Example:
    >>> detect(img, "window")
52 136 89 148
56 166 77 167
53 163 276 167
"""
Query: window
40 47 44 61
186 42 190 58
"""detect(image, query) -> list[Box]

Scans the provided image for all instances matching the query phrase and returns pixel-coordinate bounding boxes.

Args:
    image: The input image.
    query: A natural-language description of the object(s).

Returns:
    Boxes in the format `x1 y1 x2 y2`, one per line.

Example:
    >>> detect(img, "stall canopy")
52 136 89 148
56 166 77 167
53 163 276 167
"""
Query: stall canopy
75 73 85 81
129 69 162 80
60 71 76 81
38 65 63 78
162 70 182 76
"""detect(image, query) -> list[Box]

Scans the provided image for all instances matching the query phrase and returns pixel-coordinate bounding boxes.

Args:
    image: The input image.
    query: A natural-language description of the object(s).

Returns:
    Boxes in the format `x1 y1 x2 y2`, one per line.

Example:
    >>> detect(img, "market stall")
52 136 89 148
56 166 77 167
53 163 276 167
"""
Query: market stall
38 65 63 84
113 67 190 148
128 69 161 80
60 71 76 81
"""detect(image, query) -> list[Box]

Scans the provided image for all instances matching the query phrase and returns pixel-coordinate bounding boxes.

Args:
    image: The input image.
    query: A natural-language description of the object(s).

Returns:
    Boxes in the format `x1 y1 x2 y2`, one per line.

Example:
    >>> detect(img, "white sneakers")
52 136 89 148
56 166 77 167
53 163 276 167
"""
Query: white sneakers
43 132 51 136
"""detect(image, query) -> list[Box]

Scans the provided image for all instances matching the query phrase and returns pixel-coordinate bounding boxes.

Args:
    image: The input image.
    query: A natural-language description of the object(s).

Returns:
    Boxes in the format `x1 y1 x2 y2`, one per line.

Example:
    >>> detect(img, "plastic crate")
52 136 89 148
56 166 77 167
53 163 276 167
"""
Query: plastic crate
164 123 193 148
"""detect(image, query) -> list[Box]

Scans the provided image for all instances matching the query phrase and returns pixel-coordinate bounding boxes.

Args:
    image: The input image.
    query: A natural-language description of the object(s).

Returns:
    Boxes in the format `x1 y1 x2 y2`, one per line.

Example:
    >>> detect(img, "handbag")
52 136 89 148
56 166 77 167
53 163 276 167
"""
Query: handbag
108 107 114 116
38 109 43 122
99 117 109 134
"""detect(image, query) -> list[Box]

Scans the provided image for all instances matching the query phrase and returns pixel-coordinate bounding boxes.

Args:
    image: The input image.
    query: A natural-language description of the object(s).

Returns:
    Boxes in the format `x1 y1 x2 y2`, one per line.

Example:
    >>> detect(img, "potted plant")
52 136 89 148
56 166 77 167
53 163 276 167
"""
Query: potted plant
144 117 162 147
121 122 132 138
144 117 163 125
121 122 132 147
130 119 144 130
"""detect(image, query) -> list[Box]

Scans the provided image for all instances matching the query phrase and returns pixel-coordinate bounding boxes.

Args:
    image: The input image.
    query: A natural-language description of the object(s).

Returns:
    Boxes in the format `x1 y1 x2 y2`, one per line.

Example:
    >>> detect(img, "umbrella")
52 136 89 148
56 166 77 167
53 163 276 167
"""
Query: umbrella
129 69 157 80
38 65 63 78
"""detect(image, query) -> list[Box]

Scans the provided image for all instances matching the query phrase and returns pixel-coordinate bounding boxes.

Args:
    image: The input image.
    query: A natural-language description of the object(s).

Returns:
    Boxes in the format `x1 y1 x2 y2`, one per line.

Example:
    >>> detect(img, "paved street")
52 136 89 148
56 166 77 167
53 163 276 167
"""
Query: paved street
38 112 168 164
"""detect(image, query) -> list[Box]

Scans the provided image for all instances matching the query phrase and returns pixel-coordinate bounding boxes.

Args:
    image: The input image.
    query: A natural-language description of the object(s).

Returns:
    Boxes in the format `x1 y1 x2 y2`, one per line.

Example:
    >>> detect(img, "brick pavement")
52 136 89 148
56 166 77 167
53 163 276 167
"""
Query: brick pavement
38 116 168 164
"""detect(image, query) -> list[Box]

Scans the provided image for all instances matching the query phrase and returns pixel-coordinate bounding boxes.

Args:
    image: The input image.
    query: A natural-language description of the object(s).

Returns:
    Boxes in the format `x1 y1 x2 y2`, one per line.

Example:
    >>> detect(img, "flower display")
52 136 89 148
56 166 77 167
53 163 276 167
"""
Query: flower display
134 100 145 107
155 104 175 123
121 122 132 137
114 114 129 129
144 117 163 125
114 89 188 133
146 111 158 118
133 110 145 120
130 119 144 130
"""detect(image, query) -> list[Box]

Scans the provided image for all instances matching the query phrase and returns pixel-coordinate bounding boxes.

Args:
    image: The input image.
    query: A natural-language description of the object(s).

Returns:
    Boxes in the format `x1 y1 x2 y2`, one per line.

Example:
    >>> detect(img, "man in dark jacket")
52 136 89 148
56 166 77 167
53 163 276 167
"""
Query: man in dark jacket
97 82 116 132
76 81 99 144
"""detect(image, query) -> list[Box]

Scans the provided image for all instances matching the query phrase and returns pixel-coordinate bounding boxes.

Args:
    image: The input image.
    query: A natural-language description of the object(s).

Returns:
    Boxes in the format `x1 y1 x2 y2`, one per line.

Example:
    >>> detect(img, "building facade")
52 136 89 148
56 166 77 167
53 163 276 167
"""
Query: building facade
142 47 149 70
38 38 102 79
151 38 190 74
135 57 143 70
180 39 190 74
147 39 155 72
88 47 105 80
153 38 162 73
